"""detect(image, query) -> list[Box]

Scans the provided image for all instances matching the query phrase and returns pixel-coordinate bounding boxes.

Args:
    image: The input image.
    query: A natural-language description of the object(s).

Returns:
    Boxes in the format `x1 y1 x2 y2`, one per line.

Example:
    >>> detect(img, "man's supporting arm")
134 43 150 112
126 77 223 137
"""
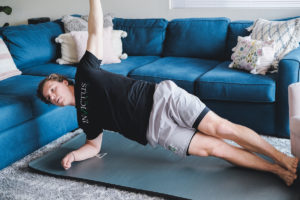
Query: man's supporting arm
61 133 103 170
86 0 104 60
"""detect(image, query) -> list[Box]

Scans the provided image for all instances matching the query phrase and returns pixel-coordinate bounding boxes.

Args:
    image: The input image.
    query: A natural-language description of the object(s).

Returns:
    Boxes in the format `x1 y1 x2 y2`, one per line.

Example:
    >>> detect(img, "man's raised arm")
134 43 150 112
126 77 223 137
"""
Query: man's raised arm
86 0 104 60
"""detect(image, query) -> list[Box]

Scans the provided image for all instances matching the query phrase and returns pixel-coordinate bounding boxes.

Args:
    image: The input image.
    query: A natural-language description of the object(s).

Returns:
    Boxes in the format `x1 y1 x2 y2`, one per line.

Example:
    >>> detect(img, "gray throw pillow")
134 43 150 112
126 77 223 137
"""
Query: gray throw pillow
81 13 114 28
61 15 88 32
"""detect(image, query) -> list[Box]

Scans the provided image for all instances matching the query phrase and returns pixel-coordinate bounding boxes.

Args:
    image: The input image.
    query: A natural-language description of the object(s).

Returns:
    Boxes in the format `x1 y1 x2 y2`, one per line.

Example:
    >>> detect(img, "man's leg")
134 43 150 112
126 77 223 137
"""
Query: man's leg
196 111 299 173
188 132 297 186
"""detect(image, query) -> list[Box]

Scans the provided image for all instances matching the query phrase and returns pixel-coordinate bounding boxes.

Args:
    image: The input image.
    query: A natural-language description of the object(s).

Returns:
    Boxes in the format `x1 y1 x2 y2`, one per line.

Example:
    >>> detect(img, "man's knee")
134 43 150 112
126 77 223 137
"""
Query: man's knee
188 132 228 158
197 111 235 138
196 149 210 157
207 118 239 141
210 143 227 158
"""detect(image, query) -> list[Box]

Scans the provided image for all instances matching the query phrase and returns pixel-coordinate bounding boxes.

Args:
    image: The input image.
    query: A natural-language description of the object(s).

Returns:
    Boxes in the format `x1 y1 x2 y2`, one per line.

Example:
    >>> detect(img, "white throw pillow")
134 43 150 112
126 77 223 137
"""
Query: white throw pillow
55 33 78 64
247 18 300 70
55 28 128 65
229 36 275 75
0 38 22 81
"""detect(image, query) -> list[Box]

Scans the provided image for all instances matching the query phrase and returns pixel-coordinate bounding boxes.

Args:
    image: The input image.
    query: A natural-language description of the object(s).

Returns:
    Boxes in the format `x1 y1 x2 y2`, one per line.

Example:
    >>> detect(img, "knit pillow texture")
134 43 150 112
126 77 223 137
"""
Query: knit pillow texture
61 14 115 32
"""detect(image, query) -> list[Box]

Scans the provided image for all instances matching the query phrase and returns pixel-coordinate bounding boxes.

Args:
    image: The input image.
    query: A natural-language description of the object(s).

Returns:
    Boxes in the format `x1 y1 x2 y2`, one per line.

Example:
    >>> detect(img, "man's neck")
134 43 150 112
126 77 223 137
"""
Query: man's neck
70 85 76 106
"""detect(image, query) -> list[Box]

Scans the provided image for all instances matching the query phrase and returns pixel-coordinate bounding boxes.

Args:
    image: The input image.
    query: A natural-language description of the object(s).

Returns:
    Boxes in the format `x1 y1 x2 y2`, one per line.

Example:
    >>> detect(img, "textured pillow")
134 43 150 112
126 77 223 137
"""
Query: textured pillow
229 36 275 75
247 18 300 70
61 15 88 33
81 13 114 28
55 28 127 65
62 14 114 33
0 38 21 81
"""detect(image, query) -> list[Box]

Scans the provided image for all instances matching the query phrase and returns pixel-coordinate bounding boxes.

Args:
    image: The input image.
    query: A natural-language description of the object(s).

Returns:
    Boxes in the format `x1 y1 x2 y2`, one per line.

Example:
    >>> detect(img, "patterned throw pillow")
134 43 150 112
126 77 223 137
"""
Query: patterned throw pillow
0 38 21 81
229 36 275 75
247 18 300 70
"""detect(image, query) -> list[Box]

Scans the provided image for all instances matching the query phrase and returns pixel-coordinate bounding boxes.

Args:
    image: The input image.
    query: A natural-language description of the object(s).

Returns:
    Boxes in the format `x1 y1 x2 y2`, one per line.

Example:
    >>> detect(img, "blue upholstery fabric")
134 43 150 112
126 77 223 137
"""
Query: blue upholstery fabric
1 21 63 69
129 57 220 93
0 74 78 169
101 56 160 76
195 61 276 103
113 18 168 56
163 18 230 60
0 95 32 133
21 63 77 79
0 106 77 170
225 20 253 60
0 75 58 117
204 100 276 135
274 16 300 21
276 47 300 137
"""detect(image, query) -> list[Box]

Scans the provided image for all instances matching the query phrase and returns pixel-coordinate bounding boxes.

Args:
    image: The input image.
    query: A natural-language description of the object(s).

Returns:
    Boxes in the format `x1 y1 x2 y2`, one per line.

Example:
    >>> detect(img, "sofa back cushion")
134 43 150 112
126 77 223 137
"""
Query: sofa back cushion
163 18 230 60
1 21 64 70
225 20 253 60
113 18 168 56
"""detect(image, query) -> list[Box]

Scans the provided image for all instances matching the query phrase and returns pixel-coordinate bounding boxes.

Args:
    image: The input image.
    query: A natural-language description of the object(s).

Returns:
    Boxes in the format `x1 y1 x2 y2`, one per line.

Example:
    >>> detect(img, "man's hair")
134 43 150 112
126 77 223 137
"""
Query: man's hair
37 73 74 104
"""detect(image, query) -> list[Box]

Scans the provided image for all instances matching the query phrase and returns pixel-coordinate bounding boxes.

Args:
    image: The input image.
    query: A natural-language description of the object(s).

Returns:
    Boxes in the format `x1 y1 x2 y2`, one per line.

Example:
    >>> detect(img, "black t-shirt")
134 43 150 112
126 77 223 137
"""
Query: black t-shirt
74 51 155 145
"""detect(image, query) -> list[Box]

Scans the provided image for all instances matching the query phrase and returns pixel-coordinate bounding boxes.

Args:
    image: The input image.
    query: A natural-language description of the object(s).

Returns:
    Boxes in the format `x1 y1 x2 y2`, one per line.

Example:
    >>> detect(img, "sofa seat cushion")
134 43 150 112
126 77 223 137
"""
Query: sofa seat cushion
101 56 160 76
22 56 160 79
195 61 276 103
0 95 33 132
0 75 59 117
163 18 230 60
21 63 77 79
2 21 63 69
129 57 220 93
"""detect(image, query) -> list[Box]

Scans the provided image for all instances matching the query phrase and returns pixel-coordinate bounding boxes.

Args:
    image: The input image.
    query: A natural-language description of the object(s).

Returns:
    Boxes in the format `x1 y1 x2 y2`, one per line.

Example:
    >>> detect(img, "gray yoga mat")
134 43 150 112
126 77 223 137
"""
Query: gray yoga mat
29 130 300 200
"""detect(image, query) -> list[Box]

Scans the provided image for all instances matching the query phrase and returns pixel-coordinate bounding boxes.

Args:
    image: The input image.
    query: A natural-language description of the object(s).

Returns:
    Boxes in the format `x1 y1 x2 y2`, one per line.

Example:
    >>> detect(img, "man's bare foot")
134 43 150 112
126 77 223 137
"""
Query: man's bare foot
273 164 298 186
275 152 299 173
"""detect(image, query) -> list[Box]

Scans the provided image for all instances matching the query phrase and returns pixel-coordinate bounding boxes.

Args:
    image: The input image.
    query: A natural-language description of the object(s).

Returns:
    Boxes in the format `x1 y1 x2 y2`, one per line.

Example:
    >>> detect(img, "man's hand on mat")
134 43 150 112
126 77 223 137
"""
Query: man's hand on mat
61 151 75 170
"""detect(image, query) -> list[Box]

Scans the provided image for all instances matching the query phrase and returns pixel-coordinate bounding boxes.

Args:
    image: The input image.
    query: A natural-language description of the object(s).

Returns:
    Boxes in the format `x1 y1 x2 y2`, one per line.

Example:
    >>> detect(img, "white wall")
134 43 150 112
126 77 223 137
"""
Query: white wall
1 0 300 26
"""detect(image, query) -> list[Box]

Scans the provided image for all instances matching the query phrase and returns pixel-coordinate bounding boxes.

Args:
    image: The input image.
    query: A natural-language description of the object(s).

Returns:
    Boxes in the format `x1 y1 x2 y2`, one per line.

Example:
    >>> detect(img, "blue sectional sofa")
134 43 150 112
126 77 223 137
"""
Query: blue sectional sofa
0 16 299 170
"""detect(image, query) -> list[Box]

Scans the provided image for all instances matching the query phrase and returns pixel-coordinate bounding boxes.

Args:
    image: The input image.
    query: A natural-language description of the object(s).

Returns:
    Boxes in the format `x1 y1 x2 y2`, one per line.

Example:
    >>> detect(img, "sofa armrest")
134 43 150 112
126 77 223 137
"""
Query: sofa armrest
278 47 300 87
290 116 300 158
291 116 300 133
288 82 300 118
275 47 300 136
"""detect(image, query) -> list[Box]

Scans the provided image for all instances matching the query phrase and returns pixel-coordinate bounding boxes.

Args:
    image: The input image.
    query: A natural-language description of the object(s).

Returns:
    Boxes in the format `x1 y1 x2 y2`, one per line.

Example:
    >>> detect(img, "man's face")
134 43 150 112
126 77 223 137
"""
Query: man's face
42 80 74 106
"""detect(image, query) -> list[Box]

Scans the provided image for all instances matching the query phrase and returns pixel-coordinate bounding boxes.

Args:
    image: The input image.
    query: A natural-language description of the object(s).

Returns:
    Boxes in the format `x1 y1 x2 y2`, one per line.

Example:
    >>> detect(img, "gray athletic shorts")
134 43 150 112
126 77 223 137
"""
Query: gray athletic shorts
146 80 210 157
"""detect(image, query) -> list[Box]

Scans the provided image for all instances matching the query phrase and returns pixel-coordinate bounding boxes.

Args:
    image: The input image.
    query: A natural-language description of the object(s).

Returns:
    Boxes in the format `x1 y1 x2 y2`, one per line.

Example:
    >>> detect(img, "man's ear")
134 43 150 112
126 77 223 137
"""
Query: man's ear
63 80 69 86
